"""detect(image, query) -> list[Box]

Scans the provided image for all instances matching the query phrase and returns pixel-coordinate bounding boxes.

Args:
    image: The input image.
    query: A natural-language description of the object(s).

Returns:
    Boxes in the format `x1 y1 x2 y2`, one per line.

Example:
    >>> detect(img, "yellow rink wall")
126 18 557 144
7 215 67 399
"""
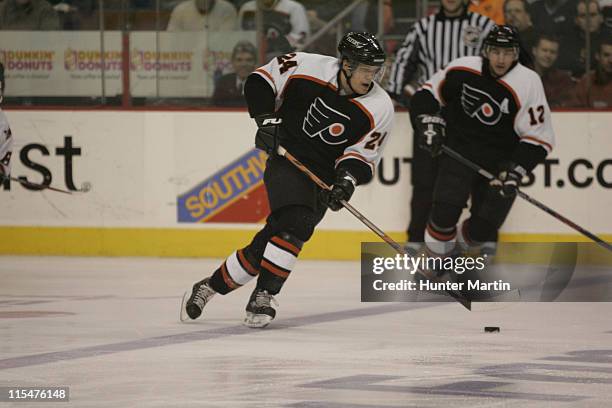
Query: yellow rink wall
0 110 610 261
1 227 611 263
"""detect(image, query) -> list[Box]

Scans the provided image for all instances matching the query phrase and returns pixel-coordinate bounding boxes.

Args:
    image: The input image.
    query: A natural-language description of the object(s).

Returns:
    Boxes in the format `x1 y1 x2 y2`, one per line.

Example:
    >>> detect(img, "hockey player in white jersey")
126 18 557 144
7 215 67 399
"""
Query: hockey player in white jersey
181 32 394 328
0 62 14 180
409 25 555 256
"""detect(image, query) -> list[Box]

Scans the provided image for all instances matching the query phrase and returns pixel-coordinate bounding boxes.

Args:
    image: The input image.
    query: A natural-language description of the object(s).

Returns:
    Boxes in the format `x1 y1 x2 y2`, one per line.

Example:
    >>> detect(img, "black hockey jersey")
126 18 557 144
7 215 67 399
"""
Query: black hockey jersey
416 56 555 171
250 52 395 185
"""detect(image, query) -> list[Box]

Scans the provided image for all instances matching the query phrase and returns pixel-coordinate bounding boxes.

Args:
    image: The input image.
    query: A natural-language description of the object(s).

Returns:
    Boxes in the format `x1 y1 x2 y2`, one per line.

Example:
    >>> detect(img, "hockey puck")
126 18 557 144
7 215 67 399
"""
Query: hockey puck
484 326 500 333
80 182 92 193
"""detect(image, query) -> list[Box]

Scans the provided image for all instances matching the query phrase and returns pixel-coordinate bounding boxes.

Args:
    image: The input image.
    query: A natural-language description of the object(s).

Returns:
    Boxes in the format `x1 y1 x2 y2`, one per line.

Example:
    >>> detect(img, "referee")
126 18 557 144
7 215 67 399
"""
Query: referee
386 0 494 245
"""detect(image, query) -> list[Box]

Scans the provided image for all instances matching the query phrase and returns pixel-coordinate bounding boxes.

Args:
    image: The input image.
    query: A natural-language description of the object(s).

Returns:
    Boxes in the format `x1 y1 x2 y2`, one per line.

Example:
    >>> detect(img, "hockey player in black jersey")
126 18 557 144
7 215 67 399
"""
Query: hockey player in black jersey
409 25 555 257
387 0 494 246
180 32 394 328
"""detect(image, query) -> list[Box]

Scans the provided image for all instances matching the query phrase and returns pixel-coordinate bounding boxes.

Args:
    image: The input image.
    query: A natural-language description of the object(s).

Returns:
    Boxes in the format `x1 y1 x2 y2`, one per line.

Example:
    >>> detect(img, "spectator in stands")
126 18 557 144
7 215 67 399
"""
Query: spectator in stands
532 34 576 107
571 36 612 107
529 0 577 36
557 0 605 77
504 0 537 58
575 0 605 35
0 0 60 29
167 0 237 31
47 0 95 30
469 0 506 24
238 0 310 58
212 40 256 106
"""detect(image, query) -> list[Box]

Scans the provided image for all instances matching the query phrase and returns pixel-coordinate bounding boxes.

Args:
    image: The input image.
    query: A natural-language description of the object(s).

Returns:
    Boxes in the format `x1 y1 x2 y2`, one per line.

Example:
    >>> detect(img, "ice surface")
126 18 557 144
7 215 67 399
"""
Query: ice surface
1 256 611 407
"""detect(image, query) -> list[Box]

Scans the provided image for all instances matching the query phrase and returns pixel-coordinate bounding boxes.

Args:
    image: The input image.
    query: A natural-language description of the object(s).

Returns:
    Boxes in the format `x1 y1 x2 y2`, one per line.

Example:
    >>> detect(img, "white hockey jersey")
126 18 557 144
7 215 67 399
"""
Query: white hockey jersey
253 52 395 184
422 56 555 170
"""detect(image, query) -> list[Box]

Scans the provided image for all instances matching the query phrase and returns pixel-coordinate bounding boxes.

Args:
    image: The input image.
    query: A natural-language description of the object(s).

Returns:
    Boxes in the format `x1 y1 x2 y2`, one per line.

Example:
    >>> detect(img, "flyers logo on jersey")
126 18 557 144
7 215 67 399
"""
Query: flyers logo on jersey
303 97 350 145
461 83 510 126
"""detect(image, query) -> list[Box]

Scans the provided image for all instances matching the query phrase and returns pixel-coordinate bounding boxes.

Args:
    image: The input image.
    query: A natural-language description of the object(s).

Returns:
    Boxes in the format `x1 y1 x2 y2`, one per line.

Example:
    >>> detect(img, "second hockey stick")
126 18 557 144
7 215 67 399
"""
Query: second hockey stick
277 146 472 310
441 145 612 252
0 174 91 195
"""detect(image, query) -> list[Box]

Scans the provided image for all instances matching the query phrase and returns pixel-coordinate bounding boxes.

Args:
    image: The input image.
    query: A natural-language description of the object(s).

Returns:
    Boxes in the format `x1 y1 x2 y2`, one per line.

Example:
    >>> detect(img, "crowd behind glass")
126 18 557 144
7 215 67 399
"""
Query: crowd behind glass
0 0 610 108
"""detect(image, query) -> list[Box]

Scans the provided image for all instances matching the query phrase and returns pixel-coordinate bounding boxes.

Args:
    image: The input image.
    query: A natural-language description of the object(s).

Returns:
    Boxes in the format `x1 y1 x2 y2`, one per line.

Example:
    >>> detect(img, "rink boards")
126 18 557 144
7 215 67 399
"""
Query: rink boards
0 109 610 258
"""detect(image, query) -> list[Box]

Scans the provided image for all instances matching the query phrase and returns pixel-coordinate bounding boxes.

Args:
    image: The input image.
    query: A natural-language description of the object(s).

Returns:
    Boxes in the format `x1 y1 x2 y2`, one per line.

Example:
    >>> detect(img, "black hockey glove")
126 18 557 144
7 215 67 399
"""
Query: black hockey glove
490 163 526 198
415 114 446 157
320 169 356 212
254 113 283 155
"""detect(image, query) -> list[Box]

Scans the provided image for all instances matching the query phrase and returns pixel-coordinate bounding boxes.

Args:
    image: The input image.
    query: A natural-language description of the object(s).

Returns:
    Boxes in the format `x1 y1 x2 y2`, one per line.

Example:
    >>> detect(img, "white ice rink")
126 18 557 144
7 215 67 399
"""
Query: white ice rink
1 256 612 407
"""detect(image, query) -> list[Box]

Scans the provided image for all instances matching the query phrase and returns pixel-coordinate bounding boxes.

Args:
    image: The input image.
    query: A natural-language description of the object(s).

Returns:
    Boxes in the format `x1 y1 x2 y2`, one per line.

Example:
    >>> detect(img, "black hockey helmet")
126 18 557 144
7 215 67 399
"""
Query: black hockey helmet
482 25 520 65
338 32 386 67
483 25 520 49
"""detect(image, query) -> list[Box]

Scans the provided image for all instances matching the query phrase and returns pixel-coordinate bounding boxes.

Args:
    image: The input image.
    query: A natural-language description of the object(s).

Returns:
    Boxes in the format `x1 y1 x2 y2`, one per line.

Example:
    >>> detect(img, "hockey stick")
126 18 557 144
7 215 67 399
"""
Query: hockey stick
441 145 612 252
277 146 472 310
0 174 91 195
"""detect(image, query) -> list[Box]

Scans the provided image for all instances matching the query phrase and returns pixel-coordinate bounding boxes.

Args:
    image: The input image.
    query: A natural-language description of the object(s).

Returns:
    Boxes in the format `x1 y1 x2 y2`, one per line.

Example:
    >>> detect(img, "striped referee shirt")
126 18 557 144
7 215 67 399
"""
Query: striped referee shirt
387 9 494 100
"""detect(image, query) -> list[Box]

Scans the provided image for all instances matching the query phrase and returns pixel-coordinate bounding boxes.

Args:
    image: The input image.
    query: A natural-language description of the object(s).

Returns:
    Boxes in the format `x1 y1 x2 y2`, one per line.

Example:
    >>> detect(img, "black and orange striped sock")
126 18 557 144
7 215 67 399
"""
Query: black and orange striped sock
257 232 304 295
208 248 259 295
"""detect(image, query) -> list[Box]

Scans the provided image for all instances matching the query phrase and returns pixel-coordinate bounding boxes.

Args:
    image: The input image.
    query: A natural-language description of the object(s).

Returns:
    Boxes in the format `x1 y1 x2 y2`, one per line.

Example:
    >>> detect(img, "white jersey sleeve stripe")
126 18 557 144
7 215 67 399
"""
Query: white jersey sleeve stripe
520 135 553 153
335 152 375 174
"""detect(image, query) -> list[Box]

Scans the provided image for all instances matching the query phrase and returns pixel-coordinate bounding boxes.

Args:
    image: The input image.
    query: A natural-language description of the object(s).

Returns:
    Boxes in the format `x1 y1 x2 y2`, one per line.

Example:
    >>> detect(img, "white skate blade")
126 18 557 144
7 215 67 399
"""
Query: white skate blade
179 291 190 323
243 312 273 328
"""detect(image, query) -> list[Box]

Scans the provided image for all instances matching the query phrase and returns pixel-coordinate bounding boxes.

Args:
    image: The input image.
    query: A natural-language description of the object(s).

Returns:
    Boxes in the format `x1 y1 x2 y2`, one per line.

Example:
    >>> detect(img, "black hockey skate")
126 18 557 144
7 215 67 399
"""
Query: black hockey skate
180 277 216 322
243 288 278 328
